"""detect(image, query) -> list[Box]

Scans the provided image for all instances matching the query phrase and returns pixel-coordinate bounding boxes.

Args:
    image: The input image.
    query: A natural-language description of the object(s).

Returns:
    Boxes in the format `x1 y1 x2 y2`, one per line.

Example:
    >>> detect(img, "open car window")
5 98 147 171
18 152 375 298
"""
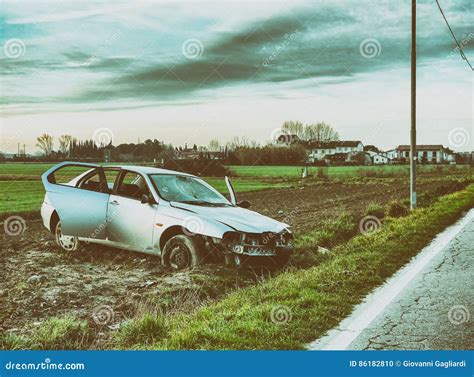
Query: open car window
47 165 96 186
116 171 151 200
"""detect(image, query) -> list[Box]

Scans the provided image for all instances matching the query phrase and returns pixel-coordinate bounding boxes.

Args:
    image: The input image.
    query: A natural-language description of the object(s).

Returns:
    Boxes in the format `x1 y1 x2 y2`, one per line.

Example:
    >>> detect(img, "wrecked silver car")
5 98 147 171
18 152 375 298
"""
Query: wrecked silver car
40 162 293 269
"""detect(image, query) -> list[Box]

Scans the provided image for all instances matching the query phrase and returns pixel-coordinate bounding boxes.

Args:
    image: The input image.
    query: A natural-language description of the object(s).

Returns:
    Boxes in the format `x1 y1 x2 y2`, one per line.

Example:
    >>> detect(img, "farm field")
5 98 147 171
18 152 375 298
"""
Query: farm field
0 163 290 216
0 162 471 216
1 162 472 349
228 164 472 178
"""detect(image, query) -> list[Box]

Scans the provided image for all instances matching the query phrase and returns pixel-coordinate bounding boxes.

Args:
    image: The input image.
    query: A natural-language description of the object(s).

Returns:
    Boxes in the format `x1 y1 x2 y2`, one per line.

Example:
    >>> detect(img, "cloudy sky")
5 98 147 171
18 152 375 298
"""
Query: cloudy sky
0 0 473 153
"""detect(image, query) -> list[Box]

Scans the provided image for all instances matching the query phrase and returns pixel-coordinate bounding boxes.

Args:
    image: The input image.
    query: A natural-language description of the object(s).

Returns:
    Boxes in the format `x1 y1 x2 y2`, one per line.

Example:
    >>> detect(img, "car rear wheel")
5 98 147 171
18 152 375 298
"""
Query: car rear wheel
55 221 79 252
162 235 203 270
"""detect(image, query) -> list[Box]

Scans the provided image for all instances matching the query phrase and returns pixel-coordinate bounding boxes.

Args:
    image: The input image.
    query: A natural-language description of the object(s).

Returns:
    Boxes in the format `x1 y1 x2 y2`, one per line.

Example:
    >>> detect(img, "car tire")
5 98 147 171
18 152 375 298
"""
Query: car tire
161 234 203 270
55 220 80 252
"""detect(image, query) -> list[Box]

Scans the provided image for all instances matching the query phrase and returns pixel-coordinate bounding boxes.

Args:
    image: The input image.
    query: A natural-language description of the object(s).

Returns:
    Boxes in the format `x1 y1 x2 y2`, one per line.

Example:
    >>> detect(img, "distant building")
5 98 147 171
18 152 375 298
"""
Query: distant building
363 145 380 153
364 149 389 164
395 145 456 164
308 140 364 163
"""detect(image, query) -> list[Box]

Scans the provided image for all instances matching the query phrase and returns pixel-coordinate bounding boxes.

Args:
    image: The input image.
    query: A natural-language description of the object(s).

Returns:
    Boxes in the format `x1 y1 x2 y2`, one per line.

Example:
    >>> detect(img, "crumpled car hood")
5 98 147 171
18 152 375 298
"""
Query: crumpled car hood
170 202 289 234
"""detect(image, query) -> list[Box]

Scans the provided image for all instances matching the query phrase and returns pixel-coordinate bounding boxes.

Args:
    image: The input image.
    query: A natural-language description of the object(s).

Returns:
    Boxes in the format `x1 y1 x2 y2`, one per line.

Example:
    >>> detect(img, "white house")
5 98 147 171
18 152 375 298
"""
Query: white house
395 145 456 164
308 141 364 163
366 150 388 164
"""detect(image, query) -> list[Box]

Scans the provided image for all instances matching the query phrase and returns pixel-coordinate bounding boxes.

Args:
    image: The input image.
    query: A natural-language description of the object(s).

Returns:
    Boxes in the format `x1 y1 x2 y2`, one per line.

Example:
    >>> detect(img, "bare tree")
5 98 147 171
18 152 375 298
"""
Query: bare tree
227 136 253 150
280 121 339 142
281 120 304 139
304 122 339 142
208 138 220 151
58 135 73 155
36 134 54 156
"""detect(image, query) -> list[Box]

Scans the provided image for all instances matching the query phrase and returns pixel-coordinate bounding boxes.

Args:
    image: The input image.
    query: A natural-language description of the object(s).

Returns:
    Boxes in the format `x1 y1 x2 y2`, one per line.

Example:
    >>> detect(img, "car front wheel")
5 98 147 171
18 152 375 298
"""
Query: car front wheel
162 235 203 270
55 221 79 252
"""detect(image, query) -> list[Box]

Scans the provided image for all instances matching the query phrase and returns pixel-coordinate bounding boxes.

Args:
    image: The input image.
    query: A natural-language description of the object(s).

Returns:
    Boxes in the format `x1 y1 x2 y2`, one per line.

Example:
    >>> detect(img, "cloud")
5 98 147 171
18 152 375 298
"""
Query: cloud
1 0 473 111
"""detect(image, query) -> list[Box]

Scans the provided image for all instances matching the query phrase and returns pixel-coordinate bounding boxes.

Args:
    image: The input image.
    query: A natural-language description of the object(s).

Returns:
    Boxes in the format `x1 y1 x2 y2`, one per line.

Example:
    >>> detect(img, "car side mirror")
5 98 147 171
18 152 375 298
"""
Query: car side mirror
141 194 152 204
237 200 251 208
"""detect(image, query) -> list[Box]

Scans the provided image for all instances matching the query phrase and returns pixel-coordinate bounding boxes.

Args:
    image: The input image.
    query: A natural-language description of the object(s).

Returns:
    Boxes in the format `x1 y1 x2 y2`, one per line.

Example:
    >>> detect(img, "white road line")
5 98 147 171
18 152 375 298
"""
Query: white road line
308 208 474 350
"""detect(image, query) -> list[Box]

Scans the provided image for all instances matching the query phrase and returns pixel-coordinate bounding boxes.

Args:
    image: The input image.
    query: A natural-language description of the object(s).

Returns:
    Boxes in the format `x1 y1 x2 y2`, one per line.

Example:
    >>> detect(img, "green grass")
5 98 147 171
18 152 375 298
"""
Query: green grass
0 179 287 215
0 316 88 350
118 184 474 350
0 181 45 214
228 164 471 178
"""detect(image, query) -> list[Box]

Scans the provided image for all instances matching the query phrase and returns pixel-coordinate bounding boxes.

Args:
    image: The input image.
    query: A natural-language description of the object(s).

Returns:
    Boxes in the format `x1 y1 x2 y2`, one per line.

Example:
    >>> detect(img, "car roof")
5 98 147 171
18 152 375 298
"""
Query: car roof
105 165 196 177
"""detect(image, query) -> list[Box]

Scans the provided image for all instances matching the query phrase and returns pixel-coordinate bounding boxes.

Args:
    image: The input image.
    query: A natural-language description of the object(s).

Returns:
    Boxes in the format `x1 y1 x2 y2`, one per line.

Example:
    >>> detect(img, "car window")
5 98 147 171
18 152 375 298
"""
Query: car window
103 169 120 191
48 165 95 185
78 171 106 192
149 174 230 205
117 171 150 200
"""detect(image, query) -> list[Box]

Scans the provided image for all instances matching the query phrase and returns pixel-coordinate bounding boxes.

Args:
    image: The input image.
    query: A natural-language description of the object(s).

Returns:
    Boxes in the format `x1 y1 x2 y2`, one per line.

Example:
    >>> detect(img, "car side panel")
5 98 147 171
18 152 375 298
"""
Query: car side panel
40 200 55 231
41 162 109 238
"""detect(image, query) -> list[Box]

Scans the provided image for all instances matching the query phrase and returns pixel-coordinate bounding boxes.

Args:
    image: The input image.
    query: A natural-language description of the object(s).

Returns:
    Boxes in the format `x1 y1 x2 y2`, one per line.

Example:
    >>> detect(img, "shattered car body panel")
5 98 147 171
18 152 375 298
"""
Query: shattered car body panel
41 162 293 267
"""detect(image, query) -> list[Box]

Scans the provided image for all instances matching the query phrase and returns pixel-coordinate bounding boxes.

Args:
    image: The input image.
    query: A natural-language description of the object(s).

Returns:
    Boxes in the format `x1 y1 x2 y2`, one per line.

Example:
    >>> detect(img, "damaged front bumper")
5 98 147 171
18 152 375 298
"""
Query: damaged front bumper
221 231 294 257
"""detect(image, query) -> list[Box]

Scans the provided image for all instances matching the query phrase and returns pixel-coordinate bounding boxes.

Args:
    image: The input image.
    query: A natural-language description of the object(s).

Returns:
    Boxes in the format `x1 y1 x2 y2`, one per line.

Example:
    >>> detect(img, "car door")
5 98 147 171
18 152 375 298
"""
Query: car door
41 162 109 238
106 170 157 252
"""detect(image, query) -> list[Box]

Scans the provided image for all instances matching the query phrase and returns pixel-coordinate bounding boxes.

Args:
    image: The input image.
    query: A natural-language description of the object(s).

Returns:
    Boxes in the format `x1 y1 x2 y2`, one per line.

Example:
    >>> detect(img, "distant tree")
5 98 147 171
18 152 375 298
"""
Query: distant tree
36 134 54 156
208 139 220 151
58 135 72 155
281 121 304 139
280 121 339 142
193 144 198 151
228 136 253 150
304 122 339 142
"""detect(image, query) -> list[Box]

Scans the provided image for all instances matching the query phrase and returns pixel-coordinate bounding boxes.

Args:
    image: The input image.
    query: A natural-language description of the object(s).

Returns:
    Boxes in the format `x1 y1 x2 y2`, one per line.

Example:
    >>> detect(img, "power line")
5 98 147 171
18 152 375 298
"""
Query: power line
435 0 473 71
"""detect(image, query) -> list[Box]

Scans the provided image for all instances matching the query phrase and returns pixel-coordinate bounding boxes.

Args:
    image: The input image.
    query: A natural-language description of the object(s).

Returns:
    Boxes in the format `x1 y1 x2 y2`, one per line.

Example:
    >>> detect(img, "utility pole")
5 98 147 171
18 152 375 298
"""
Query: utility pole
410 0 417 210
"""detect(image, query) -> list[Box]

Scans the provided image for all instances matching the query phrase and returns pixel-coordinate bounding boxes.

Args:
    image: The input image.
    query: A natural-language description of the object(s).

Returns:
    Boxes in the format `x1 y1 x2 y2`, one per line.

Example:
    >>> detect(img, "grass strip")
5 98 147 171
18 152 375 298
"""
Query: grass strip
133 184 474 350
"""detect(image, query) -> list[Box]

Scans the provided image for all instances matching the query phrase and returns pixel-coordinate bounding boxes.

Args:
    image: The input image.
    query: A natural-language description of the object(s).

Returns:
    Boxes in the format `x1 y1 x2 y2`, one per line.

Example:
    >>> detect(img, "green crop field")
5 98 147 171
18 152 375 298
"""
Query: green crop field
0 162 470 215
228 164 471 178
0 163 289 215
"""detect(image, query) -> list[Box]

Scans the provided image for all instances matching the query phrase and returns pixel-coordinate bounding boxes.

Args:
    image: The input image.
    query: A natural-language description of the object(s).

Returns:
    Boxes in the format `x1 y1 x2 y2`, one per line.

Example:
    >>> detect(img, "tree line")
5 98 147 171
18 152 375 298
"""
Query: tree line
6 121 340 165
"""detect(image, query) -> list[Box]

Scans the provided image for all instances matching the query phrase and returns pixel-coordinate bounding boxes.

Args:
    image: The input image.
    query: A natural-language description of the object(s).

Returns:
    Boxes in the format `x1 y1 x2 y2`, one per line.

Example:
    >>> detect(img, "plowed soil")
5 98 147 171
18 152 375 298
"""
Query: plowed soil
0 177 467 348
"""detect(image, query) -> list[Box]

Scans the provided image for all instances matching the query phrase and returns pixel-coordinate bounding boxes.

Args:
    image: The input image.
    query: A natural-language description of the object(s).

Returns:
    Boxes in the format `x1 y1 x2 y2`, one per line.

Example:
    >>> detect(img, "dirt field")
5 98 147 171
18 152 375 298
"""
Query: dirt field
0 176 469 348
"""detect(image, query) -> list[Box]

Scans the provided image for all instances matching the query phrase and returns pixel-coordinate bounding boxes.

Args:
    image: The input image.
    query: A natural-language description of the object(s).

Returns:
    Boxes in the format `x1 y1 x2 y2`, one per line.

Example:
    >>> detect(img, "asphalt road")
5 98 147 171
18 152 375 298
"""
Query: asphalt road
347 216 474 350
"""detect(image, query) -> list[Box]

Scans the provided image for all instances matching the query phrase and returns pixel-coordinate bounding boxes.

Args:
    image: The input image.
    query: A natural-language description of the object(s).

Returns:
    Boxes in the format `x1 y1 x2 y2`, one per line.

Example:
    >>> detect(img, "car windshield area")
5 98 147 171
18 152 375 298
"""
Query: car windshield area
149 174 231 206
